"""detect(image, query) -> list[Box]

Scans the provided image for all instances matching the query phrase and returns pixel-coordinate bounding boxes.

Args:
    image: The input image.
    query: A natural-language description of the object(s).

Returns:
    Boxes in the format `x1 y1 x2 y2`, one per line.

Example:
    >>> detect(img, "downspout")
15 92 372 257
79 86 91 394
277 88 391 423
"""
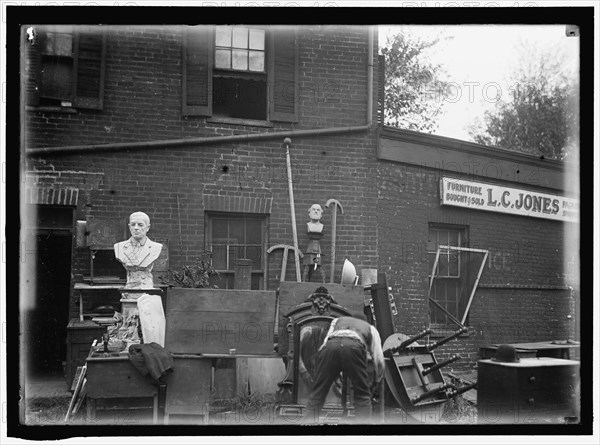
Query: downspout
367 25 374 127
26 28 375 157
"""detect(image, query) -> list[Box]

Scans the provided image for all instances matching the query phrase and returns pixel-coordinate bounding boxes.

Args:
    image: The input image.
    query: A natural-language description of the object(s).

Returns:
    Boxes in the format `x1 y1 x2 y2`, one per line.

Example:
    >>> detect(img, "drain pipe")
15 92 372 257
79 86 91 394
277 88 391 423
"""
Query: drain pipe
367 25 374 127
27 29 376 157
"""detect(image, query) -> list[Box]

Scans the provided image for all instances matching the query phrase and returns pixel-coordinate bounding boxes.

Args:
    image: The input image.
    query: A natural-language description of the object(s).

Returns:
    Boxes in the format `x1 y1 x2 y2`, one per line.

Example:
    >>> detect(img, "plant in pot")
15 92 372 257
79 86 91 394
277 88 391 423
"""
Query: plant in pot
159 251 221 288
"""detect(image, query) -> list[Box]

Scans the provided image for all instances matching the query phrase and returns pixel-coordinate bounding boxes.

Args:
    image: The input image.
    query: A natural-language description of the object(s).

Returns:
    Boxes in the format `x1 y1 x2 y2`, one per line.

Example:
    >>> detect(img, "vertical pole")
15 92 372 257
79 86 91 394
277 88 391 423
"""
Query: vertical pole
329 207 337 283
284 138 301 282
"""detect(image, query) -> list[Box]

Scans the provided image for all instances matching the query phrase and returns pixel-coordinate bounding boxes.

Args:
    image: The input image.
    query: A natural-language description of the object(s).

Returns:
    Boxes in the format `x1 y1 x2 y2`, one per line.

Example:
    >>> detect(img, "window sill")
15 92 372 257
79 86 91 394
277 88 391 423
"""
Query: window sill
26 105 78 114
207 116 273 128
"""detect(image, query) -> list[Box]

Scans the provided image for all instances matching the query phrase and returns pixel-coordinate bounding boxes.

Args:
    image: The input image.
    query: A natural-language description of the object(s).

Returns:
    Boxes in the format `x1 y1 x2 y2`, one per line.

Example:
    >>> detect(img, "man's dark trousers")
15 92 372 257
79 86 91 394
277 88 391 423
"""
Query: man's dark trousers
304 337 372 423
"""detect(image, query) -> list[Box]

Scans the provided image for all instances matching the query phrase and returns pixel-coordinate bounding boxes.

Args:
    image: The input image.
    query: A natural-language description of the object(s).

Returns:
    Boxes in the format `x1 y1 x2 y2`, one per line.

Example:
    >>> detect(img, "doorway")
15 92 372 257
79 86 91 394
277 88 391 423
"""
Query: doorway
24 205 74 378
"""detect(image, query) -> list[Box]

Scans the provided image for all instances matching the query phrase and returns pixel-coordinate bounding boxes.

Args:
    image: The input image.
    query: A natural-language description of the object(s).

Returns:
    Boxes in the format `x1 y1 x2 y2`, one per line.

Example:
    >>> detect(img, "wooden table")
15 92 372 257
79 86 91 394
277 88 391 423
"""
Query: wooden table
73 283 123 322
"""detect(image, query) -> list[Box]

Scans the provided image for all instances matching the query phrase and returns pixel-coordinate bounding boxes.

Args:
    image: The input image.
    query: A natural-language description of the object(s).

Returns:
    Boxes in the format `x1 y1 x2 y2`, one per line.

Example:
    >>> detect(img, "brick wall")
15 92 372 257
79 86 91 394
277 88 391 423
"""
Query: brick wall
23 25 380 320
377 161 576 370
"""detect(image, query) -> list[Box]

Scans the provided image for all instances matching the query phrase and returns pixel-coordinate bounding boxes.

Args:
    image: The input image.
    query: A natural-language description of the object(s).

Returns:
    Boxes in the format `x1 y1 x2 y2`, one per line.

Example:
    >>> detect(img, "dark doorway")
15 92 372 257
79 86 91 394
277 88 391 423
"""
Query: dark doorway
24 206 73 378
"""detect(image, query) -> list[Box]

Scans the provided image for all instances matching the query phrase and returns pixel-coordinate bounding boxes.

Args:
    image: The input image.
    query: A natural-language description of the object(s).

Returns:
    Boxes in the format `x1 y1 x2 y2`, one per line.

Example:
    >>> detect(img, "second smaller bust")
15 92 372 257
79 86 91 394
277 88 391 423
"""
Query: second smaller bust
302 204 326 283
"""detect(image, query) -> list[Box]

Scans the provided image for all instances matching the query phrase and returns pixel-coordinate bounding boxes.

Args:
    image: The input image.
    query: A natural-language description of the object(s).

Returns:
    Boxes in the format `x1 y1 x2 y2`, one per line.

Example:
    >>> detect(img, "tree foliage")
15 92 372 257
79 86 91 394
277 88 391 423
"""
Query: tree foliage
380 30 451 133
468 42 579 160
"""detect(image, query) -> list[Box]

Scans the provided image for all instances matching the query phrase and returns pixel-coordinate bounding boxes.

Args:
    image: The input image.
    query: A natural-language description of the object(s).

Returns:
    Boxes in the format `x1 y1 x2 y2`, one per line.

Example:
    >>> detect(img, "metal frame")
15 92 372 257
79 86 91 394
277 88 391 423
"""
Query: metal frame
428 245 489 326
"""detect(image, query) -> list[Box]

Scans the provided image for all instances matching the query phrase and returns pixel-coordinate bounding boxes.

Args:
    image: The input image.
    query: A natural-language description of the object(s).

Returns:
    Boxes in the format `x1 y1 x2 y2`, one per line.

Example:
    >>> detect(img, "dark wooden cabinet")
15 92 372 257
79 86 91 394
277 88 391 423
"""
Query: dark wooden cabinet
66 319 106 388
477 358 580 424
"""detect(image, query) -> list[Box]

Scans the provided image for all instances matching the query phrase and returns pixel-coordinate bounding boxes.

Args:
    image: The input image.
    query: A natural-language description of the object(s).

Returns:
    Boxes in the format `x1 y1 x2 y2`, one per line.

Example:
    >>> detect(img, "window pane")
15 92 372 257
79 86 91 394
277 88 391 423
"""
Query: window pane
40 60 73 100
246 246 262 268
248 29 265 50
215 26 232 47
449 251 459 276
232 27 248 48
228 245 237 270
449 230 459 246
44 32 73 56
212 218 229 239
438 255 449 277
236 245 246 262
229 220 244 243
245 219 262 244
231 49 248 70
248 51 265 72
211 245 228 270
215 49 231 69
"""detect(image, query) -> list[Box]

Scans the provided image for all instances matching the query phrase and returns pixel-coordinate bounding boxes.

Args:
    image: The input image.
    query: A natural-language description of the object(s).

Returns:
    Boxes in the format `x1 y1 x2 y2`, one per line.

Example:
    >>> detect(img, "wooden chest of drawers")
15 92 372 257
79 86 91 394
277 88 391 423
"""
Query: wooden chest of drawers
477 357 580 424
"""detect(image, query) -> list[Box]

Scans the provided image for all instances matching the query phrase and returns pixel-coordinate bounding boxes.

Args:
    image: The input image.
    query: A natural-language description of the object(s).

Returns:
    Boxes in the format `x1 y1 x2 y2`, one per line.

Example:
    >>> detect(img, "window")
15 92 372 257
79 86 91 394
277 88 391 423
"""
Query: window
427 225 467 326
183 25 298 122
206 214 266 290
24 25 107 110
213 26 267 120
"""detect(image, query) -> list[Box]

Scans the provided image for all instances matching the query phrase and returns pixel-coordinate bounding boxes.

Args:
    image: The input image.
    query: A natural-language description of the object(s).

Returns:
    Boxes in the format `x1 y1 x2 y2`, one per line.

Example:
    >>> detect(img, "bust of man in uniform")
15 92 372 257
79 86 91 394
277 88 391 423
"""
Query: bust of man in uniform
114 211 162 289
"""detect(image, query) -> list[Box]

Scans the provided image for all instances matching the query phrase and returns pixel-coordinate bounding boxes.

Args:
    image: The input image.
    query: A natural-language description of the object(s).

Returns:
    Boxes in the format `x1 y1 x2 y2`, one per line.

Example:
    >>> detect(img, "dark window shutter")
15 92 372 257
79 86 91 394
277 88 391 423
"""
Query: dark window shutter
73 29 106 110
23 29 41 106
269 27 298 123
183 26 213 116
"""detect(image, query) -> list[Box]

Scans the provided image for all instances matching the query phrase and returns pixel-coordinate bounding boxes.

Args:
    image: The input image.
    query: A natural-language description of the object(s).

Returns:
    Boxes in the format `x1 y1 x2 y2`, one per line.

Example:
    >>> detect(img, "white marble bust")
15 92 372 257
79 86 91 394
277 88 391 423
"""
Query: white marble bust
114 211 162 288
306 204 323 233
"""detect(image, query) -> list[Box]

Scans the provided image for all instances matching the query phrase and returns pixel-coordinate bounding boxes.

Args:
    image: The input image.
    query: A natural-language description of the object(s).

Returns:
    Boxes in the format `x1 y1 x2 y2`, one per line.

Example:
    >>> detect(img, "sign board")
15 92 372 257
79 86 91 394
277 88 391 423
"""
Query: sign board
440 177 579 222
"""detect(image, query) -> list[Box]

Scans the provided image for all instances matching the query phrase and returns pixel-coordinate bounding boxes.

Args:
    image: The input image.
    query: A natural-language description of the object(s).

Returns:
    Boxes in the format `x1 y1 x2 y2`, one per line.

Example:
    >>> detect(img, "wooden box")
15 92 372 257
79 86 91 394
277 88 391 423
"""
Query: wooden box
163 355 212 422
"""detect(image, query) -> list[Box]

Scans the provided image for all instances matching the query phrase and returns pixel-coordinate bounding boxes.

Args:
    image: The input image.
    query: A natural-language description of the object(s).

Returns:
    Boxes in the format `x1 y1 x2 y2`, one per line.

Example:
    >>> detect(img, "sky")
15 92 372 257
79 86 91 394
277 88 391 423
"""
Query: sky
379 25 580 142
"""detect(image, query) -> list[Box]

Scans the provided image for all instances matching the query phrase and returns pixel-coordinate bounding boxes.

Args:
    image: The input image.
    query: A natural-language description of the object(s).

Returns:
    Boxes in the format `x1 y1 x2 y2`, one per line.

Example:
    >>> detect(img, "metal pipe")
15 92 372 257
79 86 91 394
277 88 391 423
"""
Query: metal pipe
27 125 371 156
367 26 374 127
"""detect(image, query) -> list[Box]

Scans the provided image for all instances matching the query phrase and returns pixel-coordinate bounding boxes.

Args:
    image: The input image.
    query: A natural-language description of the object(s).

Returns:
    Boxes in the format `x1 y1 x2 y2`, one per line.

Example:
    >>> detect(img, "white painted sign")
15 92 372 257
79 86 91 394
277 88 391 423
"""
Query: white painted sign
440 177 579 222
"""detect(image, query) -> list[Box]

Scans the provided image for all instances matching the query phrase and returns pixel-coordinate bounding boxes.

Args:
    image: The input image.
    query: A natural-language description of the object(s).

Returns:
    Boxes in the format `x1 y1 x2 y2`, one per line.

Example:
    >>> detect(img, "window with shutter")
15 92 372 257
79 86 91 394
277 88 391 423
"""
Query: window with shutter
183 26 213 116
183 26 298 123
24 25 106 110
269 27 298 123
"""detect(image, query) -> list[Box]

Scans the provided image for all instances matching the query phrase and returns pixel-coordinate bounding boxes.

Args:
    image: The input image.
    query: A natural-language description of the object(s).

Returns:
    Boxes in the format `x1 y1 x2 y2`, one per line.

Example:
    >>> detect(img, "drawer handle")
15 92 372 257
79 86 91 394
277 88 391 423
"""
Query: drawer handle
528 376 536 383
528 397 535 404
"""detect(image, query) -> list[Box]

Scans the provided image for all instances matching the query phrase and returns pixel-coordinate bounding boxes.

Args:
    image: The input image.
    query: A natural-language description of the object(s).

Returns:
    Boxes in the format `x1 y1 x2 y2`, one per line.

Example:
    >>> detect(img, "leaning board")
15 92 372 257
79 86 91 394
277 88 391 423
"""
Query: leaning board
165 288 277 355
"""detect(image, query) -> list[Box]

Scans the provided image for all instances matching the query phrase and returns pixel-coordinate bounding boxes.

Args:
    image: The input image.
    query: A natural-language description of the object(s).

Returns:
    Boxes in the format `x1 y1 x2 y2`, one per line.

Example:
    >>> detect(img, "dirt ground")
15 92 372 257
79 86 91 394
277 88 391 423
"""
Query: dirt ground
22 394 477 426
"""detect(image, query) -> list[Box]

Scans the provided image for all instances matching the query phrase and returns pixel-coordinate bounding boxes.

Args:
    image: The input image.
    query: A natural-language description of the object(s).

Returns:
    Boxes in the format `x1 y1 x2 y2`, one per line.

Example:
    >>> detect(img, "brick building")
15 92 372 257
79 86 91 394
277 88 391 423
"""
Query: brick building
20 24 579 379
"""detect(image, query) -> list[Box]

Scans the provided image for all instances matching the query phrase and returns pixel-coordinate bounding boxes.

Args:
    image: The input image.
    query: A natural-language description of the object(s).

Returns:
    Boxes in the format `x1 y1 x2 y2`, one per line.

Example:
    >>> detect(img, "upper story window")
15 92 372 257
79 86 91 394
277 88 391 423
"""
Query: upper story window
182 25 298 124
24 25 107 110
214 26 266 72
